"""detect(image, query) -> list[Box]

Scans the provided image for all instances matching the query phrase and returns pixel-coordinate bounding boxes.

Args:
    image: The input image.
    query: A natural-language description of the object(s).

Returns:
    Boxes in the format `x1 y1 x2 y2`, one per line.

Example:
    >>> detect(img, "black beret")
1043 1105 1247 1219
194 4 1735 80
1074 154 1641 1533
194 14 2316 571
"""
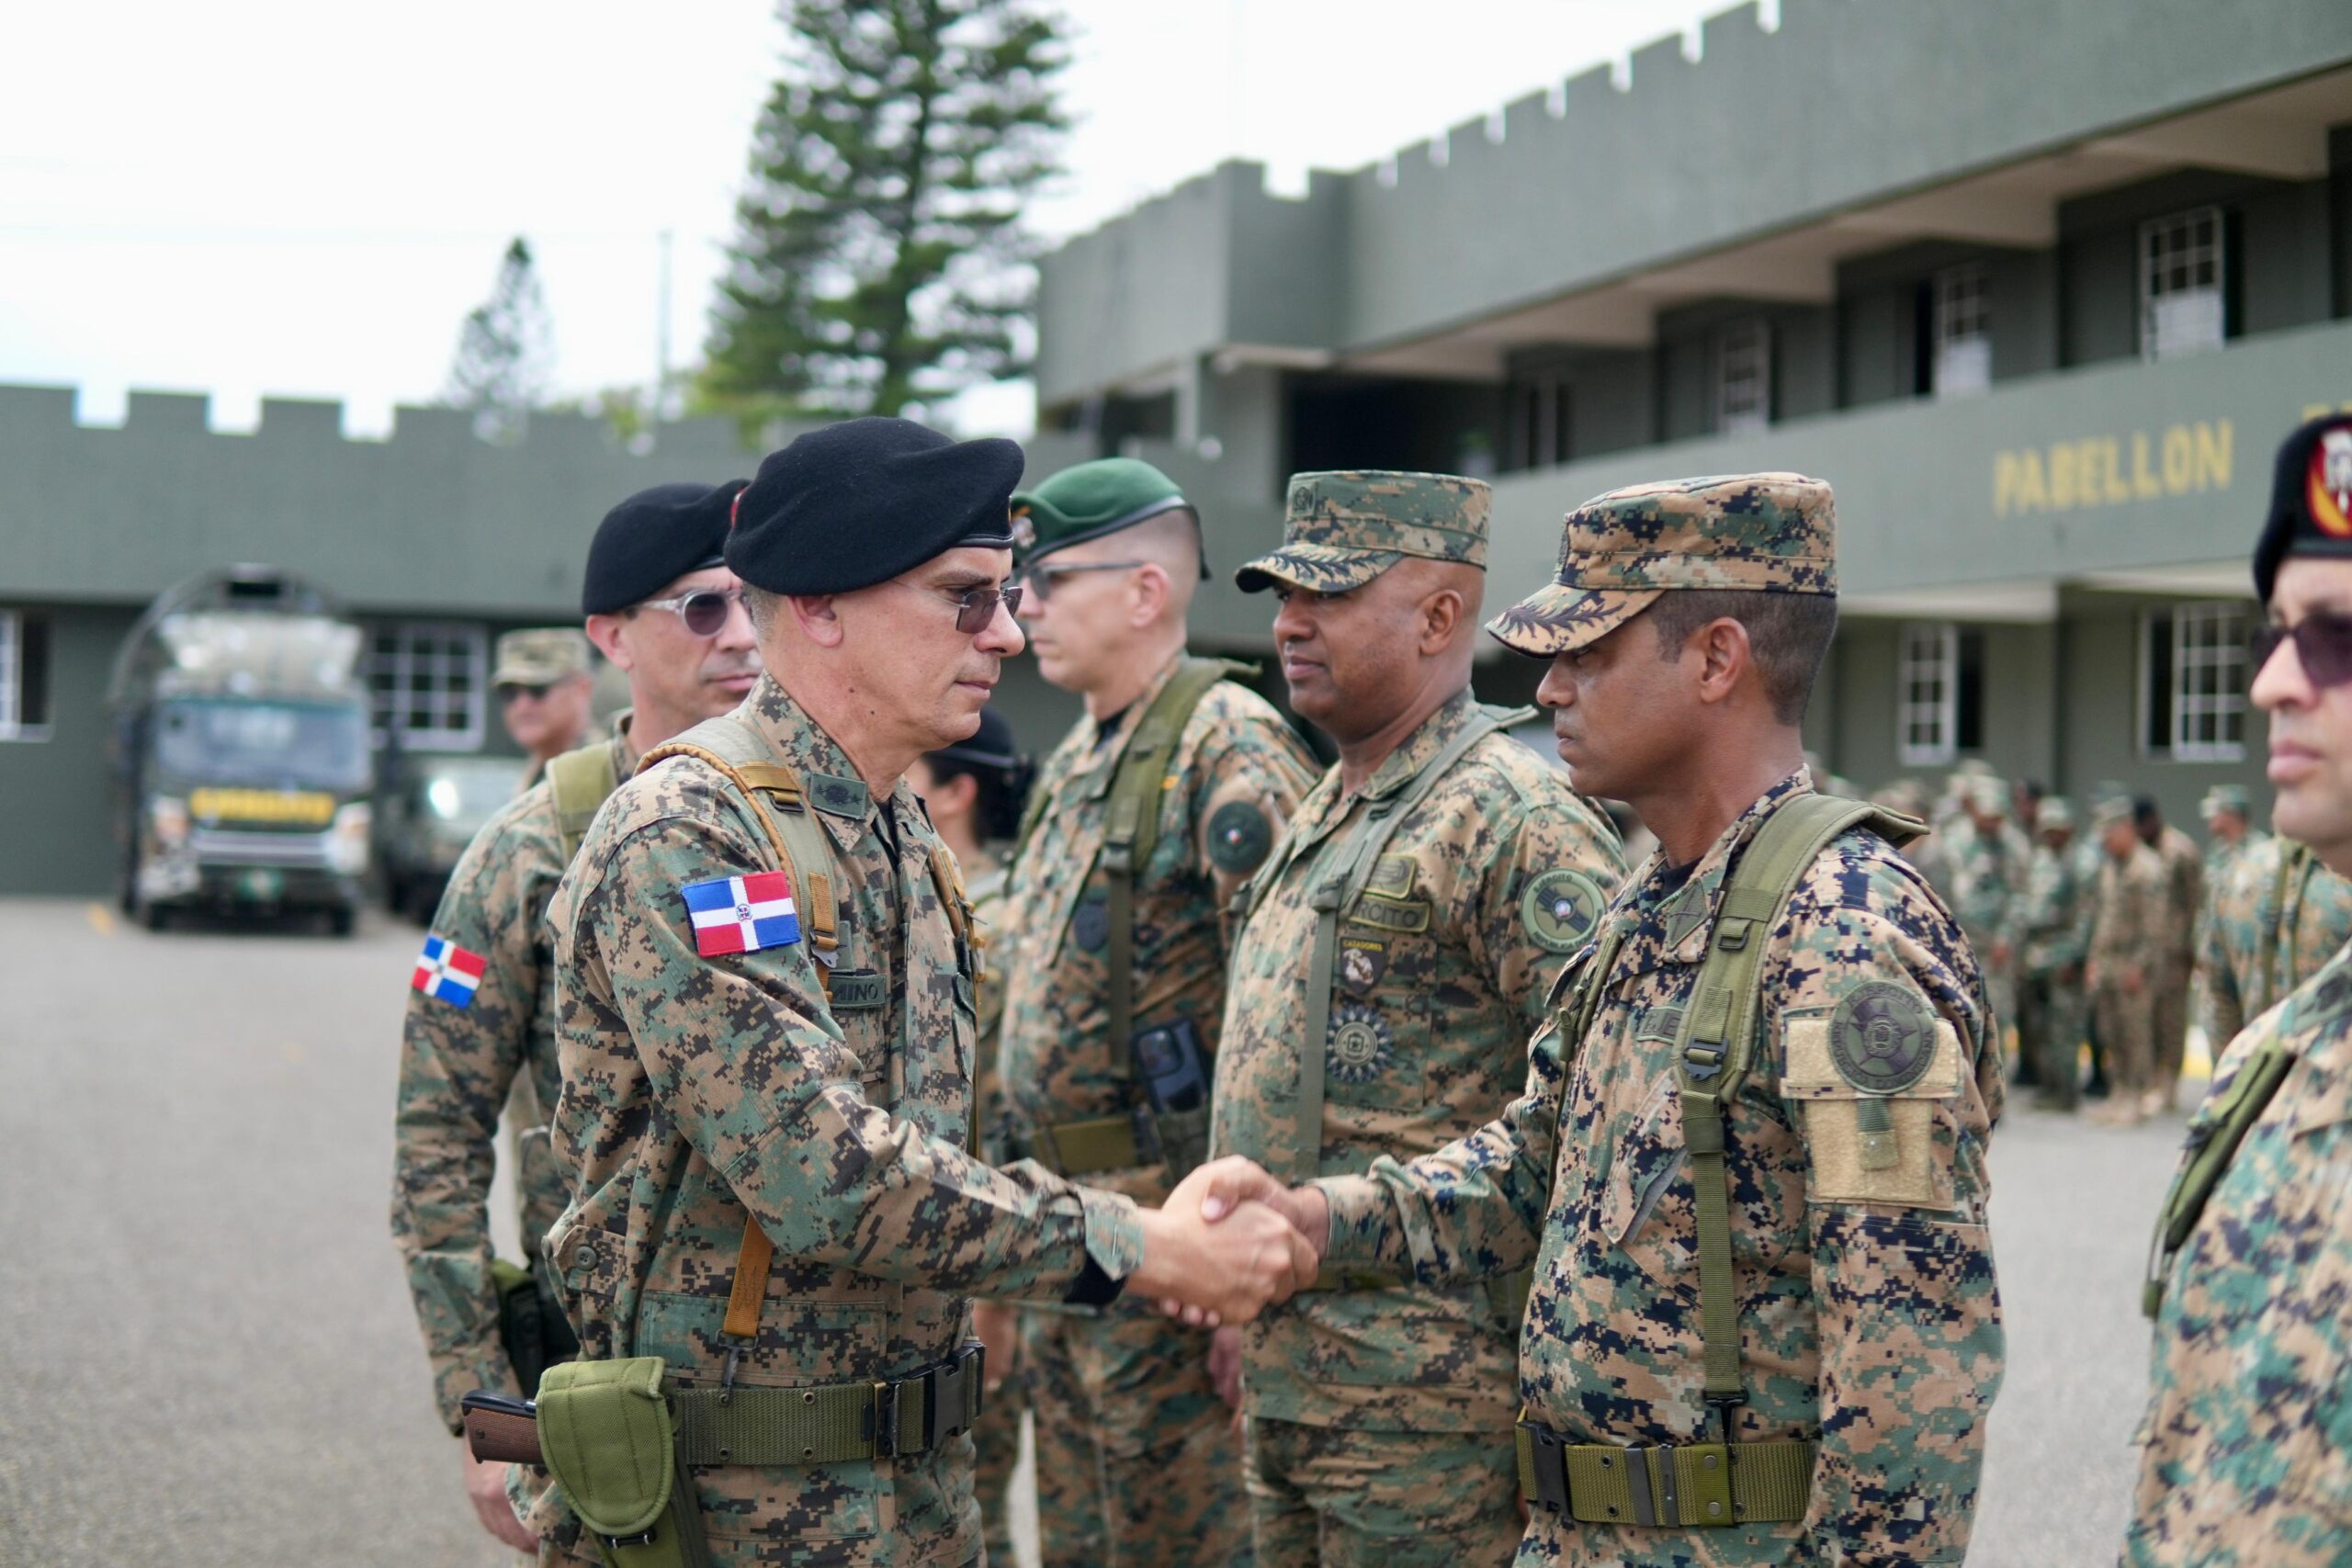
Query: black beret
2255 412 2352 603
927 703 1020 773
725 417 1023 594
580 479 746 615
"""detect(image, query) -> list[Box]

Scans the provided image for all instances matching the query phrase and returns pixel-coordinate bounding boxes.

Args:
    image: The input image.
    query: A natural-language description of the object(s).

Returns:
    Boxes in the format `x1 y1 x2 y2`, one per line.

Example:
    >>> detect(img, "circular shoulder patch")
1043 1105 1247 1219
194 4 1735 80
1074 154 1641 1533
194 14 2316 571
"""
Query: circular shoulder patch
1827 980 1938 1094
1206 800 1274 874
1521 868 1605 953
1326 1003 1397 1085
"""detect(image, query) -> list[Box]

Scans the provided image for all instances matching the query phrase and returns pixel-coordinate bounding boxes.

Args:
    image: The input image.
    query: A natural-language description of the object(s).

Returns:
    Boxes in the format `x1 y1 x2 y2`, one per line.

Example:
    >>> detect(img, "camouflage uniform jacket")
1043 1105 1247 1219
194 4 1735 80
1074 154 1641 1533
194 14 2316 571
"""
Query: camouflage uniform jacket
1943 816 2019 952
1316 773 2006 1566
390 717 629 1429
964 863 1010 1160
2152 826 2205 960
2199 834 2352 1048
2202 829 2269 895
2090 845 2170 985
1210 690 1625 1433
993 654 1316 1202
2126 948 2352 1565
2016 838 2095 981
538 674 1143 1566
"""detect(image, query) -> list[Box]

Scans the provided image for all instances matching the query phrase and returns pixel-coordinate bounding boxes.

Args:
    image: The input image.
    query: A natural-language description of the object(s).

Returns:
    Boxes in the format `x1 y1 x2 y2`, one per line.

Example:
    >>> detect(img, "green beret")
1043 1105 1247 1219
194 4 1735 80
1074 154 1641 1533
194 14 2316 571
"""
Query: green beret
1010 458 1203 576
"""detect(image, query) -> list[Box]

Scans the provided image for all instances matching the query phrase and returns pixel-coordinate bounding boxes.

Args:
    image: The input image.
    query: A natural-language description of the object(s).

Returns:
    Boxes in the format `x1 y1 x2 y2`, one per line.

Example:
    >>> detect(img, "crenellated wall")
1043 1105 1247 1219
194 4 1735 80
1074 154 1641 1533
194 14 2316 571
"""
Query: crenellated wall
0 388 789 616
1034 0 2352 405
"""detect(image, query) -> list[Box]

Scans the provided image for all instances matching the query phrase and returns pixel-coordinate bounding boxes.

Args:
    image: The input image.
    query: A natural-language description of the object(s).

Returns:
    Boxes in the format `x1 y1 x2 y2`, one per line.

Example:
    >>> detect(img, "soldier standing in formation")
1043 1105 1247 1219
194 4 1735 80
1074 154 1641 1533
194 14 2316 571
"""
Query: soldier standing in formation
986 456 1316 1566
1194 472 2006 1564
1210 471 1625 1562
2136 797 2204 1113
491 626 596 784
2127 412 2352 1564
904 706 1035 1565
390 480 756 1551
2199 796 2352 1047
528 420 1316 1565
2198 784 2265 892
1945 773 2024 1059
2015 796 2096 1109
2086 797 2168 1124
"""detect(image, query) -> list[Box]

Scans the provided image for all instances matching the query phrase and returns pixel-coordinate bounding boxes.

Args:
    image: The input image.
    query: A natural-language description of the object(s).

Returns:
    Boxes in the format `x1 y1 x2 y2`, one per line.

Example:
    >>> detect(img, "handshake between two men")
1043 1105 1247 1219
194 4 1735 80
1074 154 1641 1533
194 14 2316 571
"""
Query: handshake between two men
1125 1156 1335 1326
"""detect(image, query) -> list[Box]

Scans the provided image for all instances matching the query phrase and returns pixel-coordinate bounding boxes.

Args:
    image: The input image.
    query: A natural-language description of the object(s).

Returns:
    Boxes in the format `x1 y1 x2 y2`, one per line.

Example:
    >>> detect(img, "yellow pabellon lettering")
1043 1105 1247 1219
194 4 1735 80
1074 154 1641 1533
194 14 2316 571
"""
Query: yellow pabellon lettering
1992 418 2235 516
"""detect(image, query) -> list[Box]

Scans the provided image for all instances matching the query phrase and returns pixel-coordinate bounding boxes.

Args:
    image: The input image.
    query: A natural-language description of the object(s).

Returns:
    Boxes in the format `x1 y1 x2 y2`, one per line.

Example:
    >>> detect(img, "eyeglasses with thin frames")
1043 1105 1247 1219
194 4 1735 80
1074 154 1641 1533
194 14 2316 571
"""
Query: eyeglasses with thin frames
886 577 1023 634
638 587 745 637
1019 560 1145 602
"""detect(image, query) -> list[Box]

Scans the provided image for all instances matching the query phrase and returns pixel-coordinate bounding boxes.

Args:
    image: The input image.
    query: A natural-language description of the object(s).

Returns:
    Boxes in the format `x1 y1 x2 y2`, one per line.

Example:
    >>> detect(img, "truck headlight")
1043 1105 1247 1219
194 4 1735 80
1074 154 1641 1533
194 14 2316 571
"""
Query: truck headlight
329 802 373 875
149 795 190 849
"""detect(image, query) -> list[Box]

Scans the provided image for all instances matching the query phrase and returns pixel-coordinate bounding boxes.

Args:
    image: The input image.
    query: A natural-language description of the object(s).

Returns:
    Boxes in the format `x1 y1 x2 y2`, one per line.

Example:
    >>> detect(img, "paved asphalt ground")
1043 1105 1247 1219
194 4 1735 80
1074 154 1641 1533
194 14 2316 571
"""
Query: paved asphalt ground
0 897 2186 1566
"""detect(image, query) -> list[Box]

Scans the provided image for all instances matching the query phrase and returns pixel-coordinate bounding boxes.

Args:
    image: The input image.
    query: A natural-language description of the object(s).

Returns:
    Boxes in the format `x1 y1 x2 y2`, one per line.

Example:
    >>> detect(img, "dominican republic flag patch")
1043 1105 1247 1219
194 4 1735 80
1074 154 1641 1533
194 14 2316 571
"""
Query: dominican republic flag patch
413 934 486 1008
682 872 801 957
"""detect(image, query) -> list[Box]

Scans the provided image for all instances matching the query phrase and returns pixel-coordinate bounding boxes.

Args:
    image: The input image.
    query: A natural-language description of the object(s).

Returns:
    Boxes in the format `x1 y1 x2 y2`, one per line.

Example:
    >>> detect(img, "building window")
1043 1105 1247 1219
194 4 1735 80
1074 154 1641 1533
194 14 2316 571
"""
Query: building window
0 611 52 740
368 621 486 751
1508 370 1572 470
1897 621 1984 767
2141 207 2225 361
1715 320 1770 435
1930 263 1991 398
2143 602 2250 761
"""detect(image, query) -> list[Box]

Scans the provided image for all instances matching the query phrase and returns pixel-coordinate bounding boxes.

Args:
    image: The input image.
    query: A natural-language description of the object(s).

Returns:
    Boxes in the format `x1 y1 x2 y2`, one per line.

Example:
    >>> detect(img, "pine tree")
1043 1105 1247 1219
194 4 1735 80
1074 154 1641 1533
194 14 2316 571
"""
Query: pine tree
446 237 556 443
702 0 1069 420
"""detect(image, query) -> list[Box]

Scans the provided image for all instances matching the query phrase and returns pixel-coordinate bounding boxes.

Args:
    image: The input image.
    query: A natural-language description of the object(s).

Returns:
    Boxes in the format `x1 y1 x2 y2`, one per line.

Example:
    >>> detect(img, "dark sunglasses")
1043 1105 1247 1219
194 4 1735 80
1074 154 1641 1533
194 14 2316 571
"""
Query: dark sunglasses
639 587 744 637
2253 612 2352 688
941 581 1023 633
497 682 556 705
1019 559 1144 602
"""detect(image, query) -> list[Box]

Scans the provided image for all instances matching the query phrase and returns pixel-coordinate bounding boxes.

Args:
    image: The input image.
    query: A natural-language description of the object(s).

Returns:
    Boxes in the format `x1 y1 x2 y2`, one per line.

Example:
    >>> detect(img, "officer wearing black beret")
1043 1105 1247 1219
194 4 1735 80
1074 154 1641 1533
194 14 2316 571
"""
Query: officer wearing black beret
519 420 1318 1564
392 472 763 1554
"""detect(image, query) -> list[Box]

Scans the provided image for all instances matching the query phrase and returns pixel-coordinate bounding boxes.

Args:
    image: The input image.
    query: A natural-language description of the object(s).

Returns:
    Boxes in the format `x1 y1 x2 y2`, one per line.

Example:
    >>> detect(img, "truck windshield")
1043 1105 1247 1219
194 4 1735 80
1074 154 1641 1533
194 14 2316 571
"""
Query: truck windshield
155 698 370 792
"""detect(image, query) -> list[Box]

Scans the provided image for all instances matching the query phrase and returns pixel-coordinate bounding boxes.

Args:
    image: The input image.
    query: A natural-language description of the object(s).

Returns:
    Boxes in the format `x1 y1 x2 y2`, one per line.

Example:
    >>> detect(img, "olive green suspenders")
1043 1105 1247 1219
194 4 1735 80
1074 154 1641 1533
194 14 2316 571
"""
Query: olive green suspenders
1520 791 1924 1529
547 739 624 863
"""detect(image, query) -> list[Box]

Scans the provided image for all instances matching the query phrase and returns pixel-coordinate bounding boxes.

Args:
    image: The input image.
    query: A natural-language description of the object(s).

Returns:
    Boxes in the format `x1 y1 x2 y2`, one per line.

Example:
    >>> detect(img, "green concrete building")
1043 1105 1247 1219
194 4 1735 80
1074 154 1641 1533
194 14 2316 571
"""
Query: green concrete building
1028 0 2352 832
4 0 2351 896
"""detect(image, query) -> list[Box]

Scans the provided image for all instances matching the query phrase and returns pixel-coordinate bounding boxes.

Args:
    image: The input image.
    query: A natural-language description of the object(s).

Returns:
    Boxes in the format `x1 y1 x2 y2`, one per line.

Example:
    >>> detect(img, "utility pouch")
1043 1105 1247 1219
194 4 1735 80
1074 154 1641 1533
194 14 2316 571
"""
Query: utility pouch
492 1258 582 1398
1135 1016 1212 1179
536 1357 713 1568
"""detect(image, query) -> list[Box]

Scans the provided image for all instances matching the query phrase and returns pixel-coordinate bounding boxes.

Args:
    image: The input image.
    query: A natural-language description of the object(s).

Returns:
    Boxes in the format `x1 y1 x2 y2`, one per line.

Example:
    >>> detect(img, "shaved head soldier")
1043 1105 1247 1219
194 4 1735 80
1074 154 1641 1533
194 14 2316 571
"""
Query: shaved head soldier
2129 414 2352 1564
1213 471 1625 1562
1185 473 2007 1565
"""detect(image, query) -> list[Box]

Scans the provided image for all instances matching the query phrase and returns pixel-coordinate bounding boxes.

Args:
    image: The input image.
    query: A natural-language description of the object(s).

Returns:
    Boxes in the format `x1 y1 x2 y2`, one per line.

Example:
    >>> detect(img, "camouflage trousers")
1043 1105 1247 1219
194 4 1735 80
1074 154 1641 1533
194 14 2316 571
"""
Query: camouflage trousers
1022 1300 1250 1568
2096 981 2158 1100
1243 1416 1522 1567
2016 971 2086 1109
971 1322 1031 1565
2154 953 2194 1091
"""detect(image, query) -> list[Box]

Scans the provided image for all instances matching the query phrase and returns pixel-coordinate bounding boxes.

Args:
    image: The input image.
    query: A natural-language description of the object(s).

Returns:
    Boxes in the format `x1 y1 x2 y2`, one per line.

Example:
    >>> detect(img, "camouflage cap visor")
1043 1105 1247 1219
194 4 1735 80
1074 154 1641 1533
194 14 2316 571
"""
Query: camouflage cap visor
1486 579 1662 656
1234 542 1403 595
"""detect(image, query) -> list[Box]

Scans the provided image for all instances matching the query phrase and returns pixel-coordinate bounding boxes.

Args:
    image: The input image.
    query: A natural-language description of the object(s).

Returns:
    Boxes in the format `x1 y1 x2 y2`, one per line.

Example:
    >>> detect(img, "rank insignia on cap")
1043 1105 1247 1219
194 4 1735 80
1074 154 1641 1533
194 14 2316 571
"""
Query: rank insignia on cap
413 934 486 1008
682 871 802 957
2311 426 2352 538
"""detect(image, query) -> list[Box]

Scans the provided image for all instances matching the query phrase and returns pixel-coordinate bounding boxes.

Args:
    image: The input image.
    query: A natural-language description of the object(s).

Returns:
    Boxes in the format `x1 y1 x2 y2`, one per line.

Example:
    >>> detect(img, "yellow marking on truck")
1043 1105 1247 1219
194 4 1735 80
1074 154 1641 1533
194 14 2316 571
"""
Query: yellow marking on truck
188 787 336 826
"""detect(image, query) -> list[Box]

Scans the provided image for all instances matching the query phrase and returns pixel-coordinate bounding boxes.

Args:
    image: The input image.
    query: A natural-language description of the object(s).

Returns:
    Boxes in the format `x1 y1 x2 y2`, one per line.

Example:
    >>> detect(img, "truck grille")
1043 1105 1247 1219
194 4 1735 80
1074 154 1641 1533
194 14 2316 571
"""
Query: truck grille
188 828 335 869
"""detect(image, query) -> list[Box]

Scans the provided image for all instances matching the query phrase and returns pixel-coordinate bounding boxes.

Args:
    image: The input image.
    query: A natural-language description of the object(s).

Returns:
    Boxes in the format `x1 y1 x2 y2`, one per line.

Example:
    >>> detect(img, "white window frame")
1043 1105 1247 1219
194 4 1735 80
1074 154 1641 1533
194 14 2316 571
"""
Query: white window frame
1715 319 1770 435
2162 601 2251 762
1930 263 1992 398
368 620 487 752
0 611 44 741
1897 621 1959 768
2141 206 2225 362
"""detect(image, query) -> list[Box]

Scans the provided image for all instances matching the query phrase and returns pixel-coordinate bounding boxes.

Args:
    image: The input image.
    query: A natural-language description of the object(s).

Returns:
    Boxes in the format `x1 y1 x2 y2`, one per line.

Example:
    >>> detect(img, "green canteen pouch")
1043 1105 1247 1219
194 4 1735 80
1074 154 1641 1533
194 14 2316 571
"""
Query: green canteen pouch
536 1357 682 1559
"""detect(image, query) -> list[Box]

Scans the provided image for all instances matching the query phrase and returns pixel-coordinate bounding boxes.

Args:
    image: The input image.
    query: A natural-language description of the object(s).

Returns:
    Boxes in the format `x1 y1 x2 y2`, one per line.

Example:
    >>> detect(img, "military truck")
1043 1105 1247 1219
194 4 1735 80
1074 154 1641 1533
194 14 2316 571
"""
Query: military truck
377 751 523 923
108 566 375 933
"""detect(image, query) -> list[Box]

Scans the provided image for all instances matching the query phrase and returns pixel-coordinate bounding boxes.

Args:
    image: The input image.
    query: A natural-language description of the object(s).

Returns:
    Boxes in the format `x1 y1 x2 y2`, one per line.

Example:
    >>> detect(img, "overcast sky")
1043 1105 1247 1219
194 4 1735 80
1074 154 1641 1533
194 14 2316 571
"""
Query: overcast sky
0 0 1751 437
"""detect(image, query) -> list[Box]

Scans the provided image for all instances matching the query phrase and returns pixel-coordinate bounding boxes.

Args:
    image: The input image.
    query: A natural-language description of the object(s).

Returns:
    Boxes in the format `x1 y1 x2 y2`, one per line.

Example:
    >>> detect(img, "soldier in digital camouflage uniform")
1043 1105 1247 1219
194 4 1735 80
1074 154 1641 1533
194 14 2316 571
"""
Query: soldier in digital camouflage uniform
1944 773 2023 1055
2086 796 2169 1125
2198 784 2266 891
390 479 755 1551
906 705 1033 1566
493 627 597 784
2137 798 2205 1114
2198 829 2352 1050
1208 470 1626 1565
525 420 1316 1568
2126 412 2352 1564
988 457 1316 1567
2016 796 2096 1109
1192 472 2006 1565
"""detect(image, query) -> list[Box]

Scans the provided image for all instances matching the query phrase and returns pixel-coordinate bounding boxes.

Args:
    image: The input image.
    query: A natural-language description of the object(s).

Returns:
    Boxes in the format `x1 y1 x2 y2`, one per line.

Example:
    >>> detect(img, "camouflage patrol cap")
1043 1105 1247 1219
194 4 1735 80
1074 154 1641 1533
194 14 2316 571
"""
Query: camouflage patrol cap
1009 457 1204 577
1487 472 1836 657
492 627 592 689
2035 796 2075 832
1234 470 1488 595
2200 784 2252 820
2091 795 2136 830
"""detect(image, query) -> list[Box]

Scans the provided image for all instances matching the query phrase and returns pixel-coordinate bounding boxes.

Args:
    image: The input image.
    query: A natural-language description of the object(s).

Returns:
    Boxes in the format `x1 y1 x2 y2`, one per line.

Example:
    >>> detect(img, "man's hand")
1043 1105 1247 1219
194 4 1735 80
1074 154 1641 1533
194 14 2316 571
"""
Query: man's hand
1129 1162 1317 1326
1153 1156 1330 1326
972 1299 1019 1393
461 1440 538 1553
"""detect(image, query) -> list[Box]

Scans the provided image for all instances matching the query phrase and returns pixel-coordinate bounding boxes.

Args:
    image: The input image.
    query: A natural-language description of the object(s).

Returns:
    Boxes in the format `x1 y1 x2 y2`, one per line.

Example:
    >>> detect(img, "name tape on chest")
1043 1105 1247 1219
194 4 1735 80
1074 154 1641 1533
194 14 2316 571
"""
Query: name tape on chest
682 871 802 957
413 934 486 1009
